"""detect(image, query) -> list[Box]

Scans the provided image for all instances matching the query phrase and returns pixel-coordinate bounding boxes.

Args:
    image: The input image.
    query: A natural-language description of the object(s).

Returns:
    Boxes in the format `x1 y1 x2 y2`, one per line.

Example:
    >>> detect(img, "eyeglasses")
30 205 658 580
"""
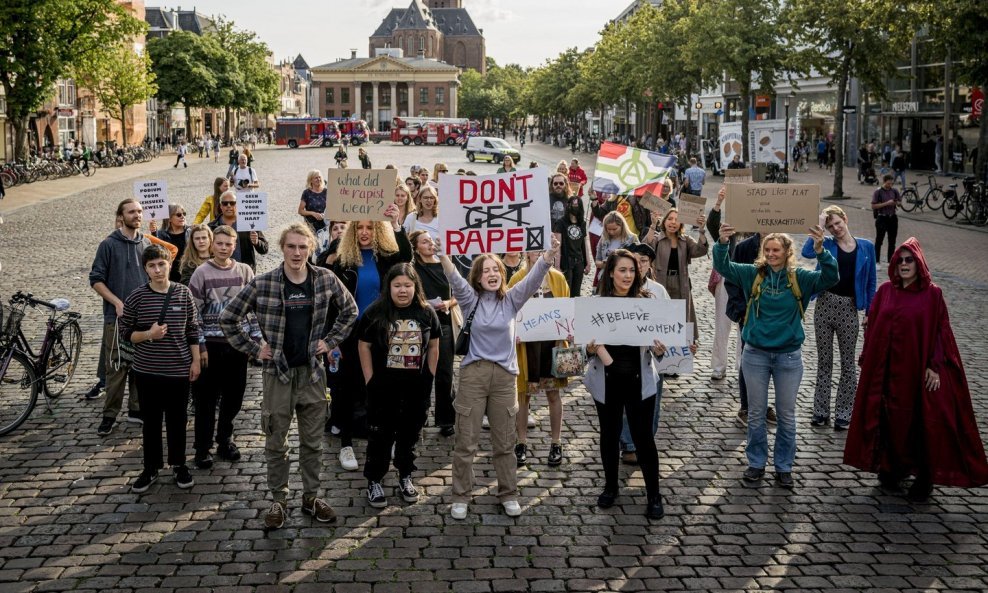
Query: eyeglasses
900 256 915 264
221 201 236 206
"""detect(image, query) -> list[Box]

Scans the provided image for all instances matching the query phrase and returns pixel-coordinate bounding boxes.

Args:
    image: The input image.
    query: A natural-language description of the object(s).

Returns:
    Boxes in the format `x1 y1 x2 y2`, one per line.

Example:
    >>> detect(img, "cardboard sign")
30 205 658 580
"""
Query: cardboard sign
725 168 753 184
515 298 575 342
573 297 687 347
654 323 694 374
134 180 167 220
677 193 707 227
326 168 398 221
639 190 673 217
725 183 821 234
238 191 268 231
568 181 581 196
438 167 552 256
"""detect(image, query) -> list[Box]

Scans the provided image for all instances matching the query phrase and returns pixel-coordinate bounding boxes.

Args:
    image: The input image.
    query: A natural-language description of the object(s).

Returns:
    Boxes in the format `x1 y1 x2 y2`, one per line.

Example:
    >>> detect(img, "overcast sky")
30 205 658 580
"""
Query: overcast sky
176 0 622 68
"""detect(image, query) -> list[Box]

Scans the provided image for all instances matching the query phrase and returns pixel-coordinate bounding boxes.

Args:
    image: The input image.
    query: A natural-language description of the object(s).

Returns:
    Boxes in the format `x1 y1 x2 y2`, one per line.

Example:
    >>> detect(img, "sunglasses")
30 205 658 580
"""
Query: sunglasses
552 182 567 186
174 212 186 217
900 256 915 264
221 201 236 206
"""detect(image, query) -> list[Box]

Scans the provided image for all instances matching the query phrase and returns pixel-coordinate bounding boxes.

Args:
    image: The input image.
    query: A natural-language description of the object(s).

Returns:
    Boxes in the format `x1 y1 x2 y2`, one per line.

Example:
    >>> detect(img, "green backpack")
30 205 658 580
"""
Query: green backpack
743 268 804 326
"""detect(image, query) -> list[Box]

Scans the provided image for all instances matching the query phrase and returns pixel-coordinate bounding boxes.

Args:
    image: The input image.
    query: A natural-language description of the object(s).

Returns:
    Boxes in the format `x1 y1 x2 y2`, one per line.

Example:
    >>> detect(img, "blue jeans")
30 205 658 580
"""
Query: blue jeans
620 377 663 452
893 169 907 190
741 345 803 472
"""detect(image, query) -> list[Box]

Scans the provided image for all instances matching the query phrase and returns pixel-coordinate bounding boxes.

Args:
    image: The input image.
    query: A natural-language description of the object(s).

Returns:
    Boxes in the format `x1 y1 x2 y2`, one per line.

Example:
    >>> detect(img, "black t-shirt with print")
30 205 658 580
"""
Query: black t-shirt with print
357 304 441 379
283 274 314 368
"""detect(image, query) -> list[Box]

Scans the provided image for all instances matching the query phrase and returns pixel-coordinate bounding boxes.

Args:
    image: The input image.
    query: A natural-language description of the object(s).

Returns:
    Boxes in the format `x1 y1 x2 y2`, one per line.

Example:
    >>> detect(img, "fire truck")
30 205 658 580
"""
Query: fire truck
327 118 370 145
275 118 340 148
390 117 478 146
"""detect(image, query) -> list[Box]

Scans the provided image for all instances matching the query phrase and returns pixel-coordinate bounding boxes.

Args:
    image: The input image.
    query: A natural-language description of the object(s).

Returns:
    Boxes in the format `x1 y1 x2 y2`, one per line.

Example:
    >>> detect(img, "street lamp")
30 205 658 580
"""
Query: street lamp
694 101 702 155
784 95 791 180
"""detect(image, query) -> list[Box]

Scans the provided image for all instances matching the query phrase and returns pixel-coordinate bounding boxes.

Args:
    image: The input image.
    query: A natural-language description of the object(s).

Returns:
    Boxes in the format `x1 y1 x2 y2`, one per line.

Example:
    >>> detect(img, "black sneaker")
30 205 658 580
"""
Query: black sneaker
97 417 115 436
132 470 158 493
367 481 387 508
646 495 664 520
810 415 830 427
547 443 563 467
126 411 144 425
742 467 765 487
194 451 214 470
514 443 528 466
597 487 618 509
84 382 105 400
439 425 455 437
217 441 241 461
775 472 794 490
907 479 933 503
395 473 419 503
174 465 195 489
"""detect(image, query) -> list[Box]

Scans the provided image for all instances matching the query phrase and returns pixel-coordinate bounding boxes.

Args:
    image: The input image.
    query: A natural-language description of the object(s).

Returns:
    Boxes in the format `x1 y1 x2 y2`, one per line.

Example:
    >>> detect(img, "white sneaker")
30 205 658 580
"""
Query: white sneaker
339 446 359 471
481 415 490 429
527 415 537 428
502 500 523 517
330 425 341 435
450 502 468 520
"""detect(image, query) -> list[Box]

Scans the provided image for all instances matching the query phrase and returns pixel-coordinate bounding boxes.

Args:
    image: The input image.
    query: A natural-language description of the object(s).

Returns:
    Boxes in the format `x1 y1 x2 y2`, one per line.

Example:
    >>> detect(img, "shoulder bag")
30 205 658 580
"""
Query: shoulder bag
453 303 478 356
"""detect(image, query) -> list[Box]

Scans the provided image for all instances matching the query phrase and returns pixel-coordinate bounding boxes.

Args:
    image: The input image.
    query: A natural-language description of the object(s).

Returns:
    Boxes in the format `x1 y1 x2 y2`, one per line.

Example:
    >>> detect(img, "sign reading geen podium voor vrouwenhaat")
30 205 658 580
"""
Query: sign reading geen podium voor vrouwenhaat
326 169 398 221
573 297 687 347
515 298 575 343
438 167 552 256
654 323 695 374
134 180 167 220
238 191 268 231
724 183 821 234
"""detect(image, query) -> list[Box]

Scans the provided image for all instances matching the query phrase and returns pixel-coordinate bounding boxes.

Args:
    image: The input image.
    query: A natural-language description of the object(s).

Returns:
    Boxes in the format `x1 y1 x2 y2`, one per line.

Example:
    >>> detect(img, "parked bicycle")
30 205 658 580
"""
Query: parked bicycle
941 180 965 220
961 177 987 227
0 292 82 436
765 162 788 183
900 175 944 213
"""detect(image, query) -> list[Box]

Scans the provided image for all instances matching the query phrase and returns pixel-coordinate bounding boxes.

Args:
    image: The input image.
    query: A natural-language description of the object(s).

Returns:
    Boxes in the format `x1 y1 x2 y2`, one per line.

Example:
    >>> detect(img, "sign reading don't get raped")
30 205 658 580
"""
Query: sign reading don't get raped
439 168 552 256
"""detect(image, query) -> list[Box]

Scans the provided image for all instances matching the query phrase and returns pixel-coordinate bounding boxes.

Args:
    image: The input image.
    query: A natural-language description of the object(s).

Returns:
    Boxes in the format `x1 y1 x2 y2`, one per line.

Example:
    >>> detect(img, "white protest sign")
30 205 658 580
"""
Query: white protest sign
238 191 268 231
133 180 167 220
654 323 694 374
677 193 707 227
438 167 552 256
573 297 687 347
515 298 575 342
725 183 821 234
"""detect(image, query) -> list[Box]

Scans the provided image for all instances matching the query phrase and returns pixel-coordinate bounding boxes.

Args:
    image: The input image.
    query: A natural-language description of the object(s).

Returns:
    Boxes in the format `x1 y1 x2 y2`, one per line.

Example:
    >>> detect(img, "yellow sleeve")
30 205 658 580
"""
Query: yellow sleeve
193 195 214 225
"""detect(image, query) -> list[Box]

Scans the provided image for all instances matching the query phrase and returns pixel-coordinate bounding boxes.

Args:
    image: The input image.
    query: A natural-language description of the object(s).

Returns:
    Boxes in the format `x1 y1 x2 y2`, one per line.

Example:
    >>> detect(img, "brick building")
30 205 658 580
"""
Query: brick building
370 0 486 75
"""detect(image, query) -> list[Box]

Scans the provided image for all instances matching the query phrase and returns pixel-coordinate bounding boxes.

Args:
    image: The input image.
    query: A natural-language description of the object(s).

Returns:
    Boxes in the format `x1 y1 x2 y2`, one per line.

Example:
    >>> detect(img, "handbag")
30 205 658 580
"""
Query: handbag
551 346 586 378
453 303 478 356
707 268 722 295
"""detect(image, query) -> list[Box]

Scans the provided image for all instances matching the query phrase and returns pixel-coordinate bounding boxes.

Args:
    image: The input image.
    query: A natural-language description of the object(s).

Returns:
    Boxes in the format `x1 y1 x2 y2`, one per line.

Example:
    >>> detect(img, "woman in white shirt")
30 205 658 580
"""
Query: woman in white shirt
403 185 439 236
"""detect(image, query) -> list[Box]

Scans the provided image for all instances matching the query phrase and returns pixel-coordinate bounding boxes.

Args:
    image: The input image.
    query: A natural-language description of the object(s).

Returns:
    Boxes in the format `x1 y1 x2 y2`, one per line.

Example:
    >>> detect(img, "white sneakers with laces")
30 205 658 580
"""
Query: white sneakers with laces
339 446 359 471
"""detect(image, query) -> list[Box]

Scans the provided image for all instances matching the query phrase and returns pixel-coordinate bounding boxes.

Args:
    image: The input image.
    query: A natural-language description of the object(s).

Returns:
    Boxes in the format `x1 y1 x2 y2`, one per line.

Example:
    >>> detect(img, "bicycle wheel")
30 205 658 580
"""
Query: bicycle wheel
0 350 40 437
42 320 81 399
900 189 920 213
925 188 944 211
942 192 962 220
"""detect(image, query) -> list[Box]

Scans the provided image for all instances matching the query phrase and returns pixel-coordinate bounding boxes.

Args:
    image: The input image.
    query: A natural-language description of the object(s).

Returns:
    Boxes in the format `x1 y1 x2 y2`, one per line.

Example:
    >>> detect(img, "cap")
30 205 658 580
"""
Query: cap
625 242 656 261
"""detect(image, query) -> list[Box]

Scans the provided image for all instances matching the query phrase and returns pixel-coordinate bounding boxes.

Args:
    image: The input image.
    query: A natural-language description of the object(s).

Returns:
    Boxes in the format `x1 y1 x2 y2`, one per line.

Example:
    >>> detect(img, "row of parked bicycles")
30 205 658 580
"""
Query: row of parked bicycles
0 145 159 187
900 175 988 226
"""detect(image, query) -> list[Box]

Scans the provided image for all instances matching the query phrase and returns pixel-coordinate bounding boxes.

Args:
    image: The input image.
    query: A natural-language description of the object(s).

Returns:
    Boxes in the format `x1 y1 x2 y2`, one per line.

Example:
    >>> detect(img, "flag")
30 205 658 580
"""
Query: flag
592 142 677 195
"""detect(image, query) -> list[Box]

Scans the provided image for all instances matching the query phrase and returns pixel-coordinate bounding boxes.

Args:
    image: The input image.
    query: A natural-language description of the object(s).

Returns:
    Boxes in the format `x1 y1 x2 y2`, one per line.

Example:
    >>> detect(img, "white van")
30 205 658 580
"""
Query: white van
464 136 521 164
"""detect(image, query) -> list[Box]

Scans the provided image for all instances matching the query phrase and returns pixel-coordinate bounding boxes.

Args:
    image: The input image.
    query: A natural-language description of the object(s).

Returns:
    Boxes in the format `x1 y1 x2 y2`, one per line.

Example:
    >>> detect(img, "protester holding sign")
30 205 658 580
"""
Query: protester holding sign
644 209 708 342
713 223 837 490
583 249 666 521
438 236 560 520
507 252 570 468
207 191 268 272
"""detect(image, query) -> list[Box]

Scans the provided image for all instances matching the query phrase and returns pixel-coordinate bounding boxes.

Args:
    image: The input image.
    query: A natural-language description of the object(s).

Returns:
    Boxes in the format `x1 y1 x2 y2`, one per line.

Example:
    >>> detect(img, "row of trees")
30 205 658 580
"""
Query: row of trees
0 0 278 161
521 0 987 197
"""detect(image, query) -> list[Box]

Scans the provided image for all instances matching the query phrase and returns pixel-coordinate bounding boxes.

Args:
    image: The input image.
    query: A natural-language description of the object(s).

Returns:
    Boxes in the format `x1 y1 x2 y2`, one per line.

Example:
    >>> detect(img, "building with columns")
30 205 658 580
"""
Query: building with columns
311 49 460 132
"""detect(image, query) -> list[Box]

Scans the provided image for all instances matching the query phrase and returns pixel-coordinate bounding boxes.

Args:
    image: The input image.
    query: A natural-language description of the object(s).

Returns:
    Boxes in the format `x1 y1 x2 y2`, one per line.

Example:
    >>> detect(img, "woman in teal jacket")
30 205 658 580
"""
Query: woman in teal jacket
713 223 838 490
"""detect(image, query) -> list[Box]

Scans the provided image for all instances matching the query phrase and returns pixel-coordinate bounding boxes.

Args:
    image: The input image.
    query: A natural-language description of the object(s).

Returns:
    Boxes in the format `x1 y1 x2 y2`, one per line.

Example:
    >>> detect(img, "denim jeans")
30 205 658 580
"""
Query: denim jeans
620 377 663 452
741 345 803 472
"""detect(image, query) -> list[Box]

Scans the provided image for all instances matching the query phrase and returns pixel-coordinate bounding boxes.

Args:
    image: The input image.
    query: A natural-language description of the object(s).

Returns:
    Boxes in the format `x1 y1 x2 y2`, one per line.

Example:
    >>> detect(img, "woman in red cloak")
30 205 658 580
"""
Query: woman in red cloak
843 237 988 501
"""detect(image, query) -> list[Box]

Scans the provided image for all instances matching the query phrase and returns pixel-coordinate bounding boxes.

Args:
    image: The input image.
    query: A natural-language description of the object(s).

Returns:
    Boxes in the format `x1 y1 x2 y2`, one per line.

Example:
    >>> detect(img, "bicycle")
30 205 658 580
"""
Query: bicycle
961 178 987 226
900 175 944 213
0 292 82 436
941 181 964 220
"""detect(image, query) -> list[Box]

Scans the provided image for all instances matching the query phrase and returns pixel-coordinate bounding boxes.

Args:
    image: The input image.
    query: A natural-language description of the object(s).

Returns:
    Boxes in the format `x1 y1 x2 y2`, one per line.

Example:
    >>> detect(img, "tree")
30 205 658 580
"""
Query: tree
209 17 278 141
74 45 157 145
147 31 226 142
787 0 923 197
0 0 145 159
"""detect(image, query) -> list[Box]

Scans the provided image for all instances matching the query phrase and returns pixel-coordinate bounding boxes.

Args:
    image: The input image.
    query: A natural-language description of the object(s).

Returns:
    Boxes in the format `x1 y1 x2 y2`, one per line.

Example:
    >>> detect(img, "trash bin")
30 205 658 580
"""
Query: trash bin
753 162 768 182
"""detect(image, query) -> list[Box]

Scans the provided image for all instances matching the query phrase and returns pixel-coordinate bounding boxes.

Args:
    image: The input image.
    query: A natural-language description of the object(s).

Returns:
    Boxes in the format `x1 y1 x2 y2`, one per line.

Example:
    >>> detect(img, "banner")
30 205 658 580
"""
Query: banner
238 191 269 231
573 297 686 347
718 122 743 171
748 119 787 166
515 298 575 342
654 323 694 374
725 183 821 234
134 180 167 221
325 169 398 221
592 142 676 195
438 168 552 256
724 168 753 184
676 193 707 227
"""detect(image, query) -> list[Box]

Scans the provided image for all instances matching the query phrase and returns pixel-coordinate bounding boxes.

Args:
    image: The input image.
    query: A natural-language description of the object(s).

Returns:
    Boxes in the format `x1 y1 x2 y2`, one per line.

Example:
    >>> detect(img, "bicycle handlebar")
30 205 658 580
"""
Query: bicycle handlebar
11 291 56 310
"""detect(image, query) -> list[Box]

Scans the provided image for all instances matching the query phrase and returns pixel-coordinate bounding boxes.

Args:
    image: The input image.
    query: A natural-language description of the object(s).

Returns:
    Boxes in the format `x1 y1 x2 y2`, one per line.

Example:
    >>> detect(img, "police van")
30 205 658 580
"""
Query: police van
464 136 521 164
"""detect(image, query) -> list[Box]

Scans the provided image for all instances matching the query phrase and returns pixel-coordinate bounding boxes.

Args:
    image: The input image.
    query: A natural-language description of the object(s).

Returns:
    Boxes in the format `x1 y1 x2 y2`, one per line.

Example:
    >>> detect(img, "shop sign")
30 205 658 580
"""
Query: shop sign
972 87 984 117
57 108 74 117
891 102 918 113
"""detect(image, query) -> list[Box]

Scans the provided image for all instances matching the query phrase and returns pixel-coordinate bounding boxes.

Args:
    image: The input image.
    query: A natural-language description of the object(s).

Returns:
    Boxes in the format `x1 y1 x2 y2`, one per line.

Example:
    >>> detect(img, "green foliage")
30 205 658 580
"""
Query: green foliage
459 59 529 124
74 45 157 144
147 31 224 111
208 17 279 114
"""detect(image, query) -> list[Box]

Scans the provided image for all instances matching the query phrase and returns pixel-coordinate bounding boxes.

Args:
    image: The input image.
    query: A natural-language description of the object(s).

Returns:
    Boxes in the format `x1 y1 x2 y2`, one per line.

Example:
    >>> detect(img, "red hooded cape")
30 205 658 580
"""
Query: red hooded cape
843 237 988 487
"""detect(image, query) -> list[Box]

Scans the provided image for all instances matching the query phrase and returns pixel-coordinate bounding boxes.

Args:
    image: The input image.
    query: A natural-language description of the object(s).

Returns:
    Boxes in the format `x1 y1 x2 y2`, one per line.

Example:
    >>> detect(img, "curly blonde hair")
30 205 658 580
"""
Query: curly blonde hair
336 220 400 268
754 233 797 272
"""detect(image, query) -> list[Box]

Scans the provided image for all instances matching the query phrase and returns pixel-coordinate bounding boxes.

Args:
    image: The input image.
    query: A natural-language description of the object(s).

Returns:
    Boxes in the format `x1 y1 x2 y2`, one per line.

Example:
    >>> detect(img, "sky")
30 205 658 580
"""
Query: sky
172 0 623 69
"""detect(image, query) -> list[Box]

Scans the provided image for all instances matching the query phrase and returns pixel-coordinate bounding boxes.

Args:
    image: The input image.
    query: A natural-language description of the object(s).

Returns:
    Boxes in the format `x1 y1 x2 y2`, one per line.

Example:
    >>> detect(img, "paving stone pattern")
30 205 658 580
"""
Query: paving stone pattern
0 143 986 592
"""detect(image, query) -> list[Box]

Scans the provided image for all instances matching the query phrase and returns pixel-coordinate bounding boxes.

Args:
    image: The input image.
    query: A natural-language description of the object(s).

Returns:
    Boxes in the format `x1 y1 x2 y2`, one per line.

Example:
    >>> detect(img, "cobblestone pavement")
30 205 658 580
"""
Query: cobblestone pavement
1 141 987 593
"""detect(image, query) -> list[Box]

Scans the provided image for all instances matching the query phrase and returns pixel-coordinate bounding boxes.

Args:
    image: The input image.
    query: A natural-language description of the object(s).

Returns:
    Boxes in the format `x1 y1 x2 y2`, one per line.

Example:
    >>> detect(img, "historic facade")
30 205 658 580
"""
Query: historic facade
369 0 486 74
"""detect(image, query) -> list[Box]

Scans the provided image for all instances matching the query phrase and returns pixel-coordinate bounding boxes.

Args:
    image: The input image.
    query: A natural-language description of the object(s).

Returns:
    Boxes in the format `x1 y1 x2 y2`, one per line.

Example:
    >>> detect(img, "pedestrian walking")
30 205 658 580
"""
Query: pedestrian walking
174 140 188 168
227 144 240 178
871 174 901 263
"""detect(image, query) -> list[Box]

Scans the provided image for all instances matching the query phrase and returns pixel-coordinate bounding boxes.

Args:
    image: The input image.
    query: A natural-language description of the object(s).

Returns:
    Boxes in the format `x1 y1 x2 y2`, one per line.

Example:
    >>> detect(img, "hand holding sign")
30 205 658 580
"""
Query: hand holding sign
718 223 736 244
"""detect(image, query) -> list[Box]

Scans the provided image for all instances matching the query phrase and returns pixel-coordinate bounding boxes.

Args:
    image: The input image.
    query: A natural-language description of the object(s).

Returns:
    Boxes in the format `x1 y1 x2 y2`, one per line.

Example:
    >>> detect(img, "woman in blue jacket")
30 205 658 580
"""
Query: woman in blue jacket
801 206 877 430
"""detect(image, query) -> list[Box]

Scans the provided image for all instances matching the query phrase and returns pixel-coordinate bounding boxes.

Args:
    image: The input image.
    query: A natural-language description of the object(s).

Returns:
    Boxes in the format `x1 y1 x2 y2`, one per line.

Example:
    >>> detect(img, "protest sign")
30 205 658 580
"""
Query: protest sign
677 193 707 227
515 298 575 343
639 190 674 217
238 191 269 231
725 183 820 234
724 168 753 184
573 297 686 347
438 167 552 256
654 323 694 374
568 181 581 196
326 168 398 221
133 180 167 220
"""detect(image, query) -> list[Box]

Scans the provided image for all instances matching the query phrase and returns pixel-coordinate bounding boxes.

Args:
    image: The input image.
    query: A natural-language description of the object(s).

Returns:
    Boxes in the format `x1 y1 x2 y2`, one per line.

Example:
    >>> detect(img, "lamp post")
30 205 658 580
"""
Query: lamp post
694 101 702 155
784 95 791 180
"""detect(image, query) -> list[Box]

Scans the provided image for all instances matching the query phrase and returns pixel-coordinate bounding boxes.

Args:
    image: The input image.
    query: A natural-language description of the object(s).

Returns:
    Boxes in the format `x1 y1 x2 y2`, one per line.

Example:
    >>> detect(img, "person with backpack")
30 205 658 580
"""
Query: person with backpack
713 223 838 490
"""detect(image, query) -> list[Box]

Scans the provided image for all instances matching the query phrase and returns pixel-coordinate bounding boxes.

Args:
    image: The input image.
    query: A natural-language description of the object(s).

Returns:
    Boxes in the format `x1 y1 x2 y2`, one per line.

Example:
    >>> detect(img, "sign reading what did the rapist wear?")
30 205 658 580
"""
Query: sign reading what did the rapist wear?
325 168 398 221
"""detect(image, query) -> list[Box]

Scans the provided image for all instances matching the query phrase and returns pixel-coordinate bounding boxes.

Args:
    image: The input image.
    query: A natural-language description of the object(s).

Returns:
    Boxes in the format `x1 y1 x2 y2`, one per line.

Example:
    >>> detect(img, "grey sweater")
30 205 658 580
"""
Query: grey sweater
89 229 152 323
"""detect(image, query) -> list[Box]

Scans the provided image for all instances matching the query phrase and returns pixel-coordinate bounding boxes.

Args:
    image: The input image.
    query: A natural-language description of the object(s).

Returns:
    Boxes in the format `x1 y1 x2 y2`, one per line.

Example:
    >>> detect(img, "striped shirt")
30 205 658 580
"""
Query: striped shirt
120 283 202 378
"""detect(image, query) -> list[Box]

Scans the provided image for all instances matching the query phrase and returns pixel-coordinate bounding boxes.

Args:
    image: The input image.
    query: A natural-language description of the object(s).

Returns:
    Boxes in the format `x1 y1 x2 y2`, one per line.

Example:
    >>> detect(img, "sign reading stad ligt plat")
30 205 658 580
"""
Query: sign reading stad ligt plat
439 167 552 256
238 191 268 231
573 297 687 347
326 168 398 221
515 298 575 342
725 183 820 234
133 180 168 221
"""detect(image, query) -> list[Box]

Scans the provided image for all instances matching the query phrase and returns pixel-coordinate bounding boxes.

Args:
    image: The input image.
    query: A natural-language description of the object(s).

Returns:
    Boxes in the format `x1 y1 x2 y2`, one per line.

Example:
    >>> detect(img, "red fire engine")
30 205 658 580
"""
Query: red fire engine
327 118 370 145
275 118 340 148
390 117 478 146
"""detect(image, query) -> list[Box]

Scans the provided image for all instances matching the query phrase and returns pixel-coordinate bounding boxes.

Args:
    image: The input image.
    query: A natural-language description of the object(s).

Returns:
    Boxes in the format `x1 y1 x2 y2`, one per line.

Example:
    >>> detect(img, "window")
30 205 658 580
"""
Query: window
57 116 76 146
420 87 428 104
326 110 335 118
419 36 425 52
342 110 350 119
365 90 372 104
436 87 445 105
381 85 391 107
342 87 350 104
325 87 334 104
57 79 76 107
398 86 408 106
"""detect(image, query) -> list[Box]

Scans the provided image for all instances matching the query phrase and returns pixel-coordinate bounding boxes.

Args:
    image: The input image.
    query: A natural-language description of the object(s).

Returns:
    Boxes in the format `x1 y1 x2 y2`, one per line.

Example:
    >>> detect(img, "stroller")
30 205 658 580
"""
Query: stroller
859 158 878 185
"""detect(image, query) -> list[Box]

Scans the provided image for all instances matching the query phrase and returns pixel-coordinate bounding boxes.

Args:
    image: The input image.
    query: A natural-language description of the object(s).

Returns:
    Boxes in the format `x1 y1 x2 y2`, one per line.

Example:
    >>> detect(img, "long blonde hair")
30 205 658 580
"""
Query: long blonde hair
336 220 400 268
602 211 633 243
754 233 797 272
179 224 213 273
415 185 438 218
394 184 417 221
